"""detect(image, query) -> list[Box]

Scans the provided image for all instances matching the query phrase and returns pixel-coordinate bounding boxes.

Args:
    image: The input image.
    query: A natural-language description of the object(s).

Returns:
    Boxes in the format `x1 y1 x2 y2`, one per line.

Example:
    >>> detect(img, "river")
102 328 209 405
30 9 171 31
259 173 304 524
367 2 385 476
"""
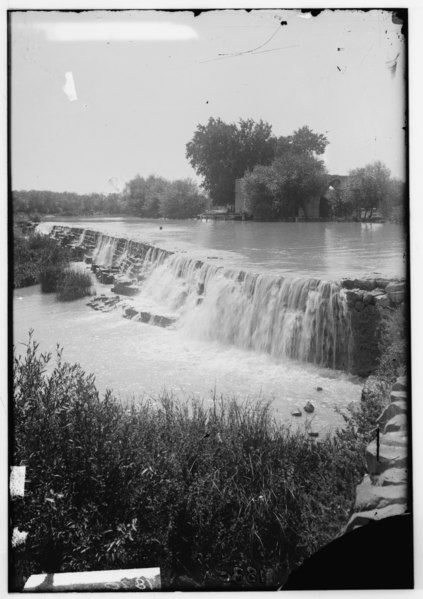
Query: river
14 218 407 434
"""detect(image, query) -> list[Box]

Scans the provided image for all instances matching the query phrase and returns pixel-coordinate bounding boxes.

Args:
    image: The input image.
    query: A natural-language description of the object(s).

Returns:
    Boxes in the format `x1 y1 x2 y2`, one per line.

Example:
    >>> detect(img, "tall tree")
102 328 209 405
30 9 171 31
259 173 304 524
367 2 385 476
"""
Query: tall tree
186 117 276 205
347 162 392 220
243 126 329 220
160 179 206 219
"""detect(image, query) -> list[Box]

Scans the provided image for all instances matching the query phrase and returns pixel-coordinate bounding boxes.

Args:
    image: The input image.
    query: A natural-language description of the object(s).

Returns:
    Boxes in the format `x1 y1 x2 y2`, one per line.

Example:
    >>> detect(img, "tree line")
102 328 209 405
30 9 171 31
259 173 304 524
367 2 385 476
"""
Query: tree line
13 117 406 222
13 177 207 220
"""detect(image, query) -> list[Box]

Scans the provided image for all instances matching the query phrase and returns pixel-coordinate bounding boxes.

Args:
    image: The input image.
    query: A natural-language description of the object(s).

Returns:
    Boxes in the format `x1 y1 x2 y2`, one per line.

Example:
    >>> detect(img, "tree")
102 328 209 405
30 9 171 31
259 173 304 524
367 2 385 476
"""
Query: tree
160 179 207 219
347 162 392 220
242 126 329 220
186 117 276 206
123 175 169 217
276 126 329 158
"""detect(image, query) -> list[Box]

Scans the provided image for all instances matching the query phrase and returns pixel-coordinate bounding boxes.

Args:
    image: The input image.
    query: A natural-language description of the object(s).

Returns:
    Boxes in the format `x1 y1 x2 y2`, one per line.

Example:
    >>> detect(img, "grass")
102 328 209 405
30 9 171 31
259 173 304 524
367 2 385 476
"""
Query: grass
10 333 381 591
56 270 93 301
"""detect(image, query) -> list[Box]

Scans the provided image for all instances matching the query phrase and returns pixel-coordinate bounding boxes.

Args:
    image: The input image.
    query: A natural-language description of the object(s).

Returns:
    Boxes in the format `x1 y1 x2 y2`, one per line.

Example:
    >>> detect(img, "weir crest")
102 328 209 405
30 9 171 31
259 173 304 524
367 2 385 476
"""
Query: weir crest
51 226 406 376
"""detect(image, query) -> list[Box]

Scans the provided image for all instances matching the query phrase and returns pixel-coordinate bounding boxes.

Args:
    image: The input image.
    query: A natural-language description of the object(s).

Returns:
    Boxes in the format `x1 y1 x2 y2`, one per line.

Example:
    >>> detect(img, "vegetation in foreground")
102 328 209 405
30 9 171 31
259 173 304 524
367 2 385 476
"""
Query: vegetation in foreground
11 334 388 591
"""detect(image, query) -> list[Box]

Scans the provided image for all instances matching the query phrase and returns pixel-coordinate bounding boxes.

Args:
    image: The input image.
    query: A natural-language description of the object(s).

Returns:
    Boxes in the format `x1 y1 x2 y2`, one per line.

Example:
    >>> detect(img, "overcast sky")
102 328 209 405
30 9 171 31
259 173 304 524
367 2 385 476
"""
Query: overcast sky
10 9 406 194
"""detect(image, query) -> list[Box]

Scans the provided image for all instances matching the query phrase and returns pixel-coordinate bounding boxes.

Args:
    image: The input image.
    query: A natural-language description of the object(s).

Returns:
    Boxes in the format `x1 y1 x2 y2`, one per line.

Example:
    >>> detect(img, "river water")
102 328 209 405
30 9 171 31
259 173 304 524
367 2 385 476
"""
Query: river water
14 218 406 434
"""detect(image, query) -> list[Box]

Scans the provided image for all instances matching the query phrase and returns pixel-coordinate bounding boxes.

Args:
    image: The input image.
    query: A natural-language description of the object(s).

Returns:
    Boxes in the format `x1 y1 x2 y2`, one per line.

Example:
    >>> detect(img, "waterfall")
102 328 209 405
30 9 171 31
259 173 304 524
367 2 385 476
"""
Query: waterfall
57 227 353 371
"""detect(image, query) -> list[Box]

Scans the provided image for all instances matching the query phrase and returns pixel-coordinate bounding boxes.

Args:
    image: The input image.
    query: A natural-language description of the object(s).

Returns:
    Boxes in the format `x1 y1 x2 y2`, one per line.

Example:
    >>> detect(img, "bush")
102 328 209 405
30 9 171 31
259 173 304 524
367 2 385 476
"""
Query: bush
13 233 70 290
376 306 408 383
12 335 372 590
56 270 93 301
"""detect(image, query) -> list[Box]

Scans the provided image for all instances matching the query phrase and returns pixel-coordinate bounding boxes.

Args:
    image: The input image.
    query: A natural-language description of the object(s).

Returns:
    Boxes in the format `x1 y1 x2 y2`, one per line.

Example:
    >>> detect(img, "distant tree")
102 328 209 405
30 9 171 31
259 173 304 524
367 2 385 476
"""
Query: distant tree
123 175 169 217
186 117 276 205
160 179 207 219
347 162 392 220
242 165 278 220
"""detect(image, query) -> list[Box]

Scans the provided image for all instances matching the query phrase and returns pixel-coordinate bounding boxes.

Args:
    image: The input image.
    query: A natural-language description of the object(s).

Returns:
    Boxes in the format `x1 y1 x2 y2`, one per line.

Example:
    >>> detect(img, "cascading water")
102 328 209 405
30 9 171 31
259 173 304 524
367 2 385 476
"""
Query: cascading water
80 229 353 371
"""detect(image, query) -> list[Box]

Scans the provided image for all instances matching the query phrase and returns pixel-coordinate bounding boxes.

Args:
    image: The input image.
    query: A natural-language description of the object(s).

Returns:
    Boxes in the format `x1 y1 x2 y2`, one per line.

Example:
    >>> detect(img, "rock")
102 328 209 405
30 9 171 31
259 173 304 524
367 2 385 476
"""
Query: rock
362 292 375 305
392 377 407 392
316 387 323 392
390 389 407 403
353 278 377 291
374 294 391 308
377 401 407 428
345 290 363 304
304 401 314 413
291 408 302 417
376 467 408 487
386 281 405 304
124 307 139 319
366 438 408 475
355 475 407 511
345 503 408 533
384 414 407 434
308 431 319 438
374 278 391 289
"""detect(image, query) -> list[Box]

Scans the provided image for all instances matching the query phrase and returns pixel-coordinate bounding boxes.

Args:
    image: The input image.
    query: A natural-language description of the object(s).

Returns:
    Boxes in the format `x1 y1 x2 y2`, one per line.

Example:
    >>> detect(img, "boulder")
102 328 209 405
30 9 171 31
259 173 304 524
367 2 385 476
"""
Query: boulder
376 467 408 487
303 401 314 413
353 278 377 291
374 278 391 289
385 282 405 304
291 408 302 417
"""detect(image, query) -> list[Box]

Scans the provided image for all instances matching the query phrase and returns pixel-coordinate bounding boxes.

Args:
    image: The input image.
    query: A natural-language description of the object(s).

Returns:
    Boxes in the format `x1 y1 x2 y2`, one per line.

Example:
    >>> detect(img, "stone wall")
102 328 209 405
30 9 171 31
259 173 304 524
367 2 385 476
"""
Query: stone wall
345 375 410 532
341 277 406 376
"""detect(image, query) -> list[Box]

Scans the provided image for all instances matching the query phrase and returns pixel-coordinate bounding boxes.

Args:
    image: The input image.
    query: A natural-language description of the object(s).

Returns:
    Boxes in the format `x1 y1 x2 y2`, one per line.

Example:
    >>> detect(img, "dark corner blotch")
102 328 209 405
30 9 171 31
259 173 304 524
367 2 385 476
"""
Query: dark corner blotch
301 9 323 18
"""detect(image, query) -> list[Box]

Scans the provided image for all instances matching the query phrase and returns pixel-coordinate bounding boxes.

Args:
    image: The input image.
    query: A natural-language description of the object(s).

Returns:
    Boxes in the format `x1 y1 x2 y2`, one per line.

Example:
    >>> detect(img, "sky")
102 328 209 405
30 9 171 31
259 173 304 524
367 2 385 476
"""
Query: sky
10 9 406 194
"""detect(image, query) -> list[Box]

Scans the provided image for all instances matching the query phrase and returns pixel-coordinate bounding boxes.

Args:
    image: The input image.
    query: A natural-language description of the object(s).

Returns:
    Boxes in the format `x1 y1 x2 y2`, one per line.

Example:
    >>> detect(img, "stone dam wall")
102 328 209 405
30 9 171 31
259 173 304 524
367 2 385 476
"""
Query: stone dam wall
50 225 406 378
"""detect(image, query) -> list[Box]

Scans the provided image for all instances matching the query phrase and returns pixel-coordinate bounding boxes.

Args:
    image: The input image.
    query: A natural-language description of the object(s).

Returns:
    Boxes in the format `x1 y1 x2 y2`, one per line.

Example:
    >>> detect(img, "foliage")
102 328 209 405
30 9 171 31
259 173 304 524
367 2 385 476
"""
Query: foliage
376 305 408 383
13 233 70 290
160 180 207 219
347 162 392 220
12 336 374 590
123 175 170 217
186 117 276 205
243 127 328 220
56 269 94 301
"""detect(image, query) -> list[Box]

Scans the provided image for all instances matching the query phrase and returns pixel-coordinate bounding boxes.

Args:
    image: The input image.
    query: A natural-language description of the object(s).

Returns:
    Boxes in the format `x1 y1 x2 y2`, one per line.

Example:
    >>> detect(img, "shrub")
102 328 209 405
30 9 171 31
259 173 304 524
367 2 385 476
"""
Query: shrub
12 335 372 590
56 270 93 301
13 233 70 290
376 306 408 383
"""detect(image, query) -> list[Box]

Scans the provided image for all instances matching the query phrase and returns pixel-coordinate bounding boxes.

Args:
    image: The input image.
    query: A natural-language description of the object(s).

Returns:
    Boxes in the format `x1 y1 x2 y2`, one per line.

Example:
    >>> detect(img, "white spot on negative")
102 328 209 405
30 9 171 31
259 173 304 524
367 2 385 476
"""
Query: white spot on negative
10 465 26 497
63 72 78 102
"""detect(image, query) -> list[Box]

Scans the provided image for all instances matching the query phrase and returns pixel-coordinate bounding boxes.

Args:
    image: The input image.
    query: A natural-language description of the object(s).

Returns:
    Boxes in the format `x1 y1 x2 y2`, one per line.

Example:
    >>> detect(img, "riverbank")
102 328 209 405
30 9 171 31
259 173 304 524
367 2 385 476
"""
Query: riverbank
11 335 387 591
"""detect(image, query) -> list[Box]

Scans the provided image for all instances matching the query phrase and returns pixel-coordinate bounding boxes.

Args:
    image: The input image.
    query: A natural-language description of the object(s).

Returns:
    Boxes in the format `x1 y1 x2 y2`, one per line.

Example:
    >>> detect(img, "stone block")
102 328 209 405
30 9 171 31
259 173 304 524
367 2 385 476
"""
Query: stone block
374 294 391 308
377 401 407 428
384 413 407 434
392 377 407 392
355 475 407 511
362 292 375 305
386 281 406 304
390 390 407 403
376 467 408 487
345 504 407 533
366 438 408 475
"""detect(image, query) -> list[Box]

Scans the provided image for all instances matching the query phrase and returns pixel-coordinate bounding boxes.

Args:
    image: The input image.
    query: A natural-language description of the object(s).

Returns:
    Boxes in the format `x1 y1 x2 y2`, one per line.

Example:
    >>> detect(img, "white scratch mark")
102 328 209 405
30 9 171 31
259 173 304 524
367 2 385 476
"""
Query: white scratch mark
63 72 78 102
10 465 26 498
